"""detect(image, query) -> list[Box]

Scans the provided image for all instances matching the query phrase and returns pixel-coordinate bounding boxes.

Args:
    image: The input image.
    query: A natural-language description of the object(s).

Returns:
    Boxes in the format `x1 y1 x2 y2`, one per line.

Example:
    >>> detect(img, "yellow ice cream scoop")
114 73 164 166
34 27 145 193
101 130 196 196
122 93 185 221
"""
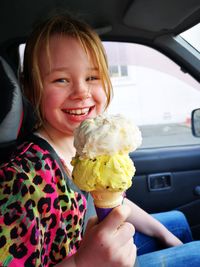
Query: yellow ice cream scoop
71 153 135 192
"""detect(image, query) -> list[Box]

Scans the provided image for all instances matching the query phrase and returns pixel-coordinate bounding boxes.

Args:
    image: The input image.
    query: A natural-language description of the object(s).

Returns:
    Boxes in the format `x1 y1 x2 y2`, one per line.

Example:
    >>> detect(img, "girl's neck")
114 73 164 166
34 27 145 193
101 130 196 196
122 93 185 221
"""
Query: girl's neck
37 126 76 173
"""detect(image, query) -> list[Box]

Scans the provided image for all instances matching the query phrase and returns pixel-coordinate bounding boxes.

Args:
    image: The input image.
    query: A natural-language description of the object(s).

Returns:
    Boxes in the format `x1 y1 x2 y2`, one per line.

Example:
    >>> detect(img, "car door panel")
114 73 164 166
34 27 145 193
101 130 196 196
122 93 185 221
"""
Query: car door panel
127 145 200 239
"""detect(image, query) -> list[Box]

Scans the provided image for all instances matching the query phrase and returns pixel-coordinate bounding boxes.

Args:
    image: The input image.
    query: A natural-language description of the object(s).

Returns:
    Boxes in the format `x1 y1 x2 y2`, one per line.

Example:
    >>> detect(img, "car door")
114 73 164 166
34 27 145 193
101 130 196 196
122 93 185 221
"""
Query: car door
128 145 200 240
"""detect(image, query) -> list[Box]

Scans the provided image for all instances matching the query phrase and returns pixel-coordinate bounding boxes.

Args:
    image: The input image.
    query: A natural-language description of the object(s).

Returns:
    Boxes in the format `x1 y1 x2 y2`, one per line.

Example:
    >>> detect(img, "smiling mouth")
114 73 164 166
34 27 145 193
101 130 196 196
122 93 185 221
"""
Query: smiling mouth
62 106 94 115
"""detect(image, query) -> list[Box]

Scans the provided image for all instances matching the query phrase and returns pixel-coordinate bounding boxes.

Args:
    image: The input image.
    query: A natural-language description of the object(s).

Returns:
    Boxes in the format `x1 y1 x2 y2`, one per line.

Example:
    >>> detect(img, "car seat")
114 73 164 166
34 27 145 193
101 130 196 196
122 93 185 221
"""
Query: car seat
0 56 24 162
0 56 34 163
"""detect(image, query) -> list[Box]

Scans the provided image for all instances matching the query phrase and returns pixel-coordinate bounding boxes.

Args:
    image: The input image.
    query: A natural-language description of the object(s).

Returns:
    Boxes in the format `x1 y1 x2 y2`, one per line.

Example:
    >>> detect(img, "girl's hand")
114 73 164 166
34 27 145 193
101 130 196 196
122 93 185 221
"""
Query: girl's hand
75 204 136 267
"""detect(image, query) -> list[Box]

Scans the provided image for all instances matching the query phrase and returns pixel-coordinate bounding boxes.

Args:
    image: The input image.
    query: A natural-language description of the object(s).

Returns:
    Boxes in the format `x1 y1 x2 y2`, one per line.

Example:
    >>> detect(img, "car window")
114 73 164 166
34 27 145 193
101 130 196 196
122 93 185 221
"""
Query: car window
103 42 200 149
180 23 200 52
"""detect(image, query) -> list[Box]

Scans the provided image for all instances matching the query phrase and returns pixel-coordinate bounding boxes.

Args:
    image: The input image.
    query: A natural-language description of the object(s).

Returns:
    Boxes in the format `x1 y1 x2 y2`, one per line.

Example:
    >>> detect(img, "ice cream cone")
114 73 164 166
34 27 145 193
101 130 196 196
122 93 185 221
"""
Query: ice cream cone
91 190 124 221
91 191 123 208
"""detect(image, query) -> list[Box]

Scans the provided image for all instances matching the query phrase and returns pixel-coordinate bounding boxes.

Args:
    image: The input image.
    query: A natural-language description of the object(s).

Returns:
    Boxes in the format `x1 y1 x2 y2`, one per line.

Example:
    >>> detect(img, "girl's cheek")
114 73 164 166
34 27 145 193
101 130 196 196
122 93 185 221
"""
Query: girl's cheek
43 90 65 108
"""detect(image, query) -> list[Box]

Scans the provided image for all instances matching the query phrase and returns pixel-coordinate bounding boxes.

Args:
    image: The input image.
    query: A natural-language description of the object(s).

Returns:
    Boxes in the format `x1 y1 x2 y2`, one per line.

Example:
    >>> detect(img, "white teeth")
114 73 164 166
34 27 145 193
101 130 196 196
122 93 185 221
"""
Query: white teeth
66 108 90 115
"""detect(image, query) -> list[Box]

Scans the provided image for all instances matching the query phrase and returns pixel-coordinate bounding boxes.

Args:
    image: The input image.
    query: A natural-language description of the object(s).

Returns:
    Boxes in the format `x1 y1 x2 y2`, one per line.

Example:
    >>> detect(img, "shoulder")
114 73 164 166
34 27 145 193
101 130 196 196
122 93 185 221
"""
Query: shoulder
1 134 57 170
0 137 53 192
0 137 61 226
0 135 68 196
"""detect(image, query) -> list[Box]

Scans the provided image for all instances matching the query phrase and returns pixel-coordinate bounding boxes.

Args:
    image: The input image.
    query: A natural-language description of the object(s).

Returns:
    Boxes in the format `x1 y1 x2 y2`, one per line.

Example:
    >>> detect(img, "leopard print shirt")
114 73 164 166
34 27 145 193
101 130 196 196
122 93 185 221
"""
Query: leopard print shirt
0 135 87 266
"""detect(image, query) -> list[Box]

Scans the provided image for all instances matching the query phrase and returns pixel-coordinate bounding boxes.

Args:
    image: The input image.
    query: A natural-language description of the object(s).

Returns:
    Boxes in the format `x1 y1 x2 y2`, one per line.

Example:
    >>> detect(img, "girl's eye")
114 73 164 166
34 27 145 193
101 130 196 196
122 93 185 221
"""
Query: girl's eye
54 78 69 84
86 76 99 82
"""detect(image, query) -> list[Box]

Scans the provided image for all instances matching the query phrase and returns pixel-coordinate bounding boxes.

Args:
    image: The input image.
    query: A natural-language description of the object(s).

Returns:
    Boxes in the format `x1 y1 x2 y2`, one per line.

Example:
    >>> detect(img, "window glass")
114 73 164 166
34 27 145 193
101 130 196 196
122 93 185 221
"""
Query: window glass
120 65 128 76
19 44 25 69
180 23 200 52
103 42 200 149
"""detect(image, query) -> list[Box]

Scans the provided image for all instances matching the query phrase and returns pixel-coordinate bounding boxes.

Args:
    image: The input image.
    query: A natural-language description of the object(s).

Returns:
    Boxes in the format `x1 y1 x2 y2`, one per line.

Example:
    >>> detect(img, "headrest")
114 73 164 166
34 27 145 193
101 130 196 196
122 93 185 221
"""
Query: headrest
0 56 23 143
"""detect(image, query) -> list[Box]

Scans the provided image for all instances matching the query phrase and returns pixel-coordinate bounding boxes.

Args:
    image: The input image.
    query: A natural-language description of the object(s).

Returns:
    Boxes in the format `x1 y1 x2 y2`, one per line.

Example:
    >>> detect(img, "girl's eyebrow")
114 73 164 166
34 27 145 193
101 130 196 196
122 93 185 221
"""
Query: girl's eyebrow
44 67 69 76
49 67 69 73
49 66 99 73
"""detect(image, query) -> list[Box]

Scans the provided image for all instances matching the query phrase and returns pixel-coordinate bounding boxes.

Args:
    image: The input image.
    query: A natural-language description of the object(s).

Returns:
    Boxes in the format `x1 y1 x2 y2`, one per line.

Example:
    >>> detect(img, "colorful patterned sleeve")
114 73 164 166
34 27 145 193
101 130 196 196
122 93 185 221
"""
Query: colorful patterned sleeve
0 142 87 267
0 163 41 267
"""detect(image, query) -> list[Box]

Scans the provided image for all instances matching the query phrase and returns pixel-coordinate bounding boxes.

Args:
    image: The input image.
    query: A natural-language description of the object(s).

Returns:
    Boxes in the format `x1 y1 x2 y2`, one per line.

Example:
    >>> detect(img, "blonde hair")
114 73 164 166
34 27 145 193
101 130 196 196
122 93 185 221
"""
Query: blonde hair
22 13 113 129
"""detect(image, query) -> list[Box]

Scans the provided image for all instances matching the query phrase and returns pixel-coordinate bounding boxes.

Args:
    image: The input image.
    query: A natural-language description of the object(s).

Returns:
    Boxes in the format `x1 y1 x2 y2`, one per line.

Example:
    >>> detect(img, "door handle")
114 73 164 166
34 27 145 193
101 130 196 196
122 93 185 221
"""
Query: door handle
148 172 172 191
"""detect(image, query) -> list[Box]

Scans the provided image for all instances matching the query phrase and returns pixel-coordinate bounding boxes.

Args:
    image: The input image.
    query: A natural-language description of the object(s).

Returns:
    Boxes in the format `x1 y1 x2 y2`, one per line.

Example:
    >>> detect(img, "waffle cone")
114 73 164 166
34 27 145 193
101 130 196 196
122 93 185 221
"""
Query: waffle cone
90 190 123 208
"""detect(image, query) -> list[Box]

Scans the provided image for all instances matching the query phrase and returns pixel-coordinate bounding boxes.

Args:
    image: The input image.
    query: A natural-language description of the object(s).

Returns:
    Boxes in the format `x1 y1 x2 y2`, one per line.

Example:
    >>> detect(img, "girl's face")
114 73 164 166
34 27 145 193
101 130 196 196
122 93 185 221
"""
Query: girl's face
39 35 107 137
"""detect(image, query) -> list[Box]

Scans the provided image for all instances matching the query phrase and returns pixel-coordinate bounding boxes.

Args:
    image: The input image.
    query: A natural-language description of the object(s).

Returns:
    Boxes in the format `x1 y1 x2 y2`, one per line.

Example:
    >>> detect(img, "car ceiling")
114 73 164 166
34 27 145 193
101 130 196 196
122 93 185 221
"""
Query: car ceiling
0 0 200 81
1 0 200 46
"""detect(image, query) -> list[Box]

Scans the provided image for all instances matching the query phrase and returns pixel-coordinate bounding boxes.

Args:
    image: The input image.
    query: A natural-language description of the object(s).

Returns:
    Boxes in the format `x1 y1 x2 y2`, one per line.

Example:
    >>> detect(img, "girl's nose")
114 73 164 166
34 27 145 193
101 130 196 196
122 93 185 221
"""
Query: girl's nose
70 81 91 100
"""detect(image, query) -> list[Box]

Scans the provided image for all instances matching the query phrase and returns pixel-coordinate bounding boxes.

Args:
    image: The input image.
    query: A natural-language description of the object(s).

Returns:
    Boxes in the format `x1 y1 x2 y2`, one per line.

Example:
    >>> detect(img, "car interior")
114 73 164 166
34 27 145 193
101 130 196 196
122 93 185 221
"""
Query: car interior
0 0 200 244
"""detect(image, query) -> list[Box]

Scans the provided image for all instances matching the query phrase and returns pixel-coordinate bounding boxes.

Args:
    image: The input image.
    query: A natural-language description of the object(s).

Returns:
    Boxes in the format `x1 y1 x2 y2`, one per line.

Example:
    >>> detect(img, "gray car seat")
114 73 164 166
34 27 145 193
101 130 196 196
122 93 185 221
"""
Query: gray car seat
0 56 24 162
0 56 34 163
